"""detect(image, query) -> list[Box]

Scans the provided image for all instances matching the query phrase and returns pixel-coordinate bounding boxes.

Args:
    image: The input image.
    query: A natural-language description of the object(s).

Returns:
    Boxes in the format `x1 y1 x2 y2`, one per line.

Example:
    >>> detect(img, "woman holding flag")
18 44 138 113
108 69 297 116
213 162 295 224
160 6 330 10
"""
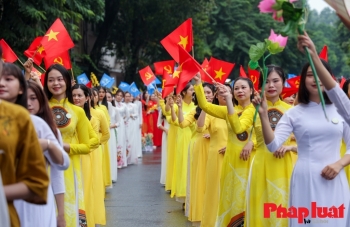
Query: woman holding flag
193 74 256 227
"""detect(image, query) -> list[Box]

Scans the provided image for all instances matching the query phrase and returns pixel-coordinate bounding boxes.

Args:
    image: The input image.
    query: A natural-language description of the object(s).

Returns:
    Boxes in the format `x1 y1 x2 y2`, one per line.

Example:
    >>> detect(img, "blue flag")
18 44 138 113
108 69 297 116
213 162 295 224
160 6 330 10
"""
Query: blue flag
230 80 235 87
77 73 90 85
155 77 162 85
105 78 115 89
129 82 140 97
157 87 162 93
100 73 113 87
119 82 130 92
147 83 155 95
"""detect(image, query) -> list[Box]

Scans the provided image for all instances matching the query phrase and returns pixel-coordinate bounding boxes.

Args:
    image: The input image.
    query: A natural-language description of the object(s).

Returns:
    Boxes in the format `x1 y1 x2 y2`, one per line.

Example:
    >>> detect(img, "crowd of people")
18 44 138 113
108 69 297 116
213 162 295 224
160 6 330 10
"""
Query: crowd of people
2 29 350 227
155 33 350 227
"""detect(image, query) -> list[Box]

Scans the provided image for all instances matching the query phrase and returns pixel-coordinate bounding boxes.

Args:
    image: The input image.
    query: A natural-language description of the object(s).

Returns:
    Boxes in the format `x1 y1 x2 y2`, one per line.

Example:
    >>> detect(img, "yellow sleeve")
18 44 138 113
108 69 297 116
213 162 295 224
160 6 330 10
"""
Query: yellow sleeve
69 107 91 155
88 122 99 150
159 100 170 116
197 115 210 133
18 112 49 204
226 105 255 134
179 109 196 128
194 84 227 119
101 105 111 125
98 111 111 144
166 115 179 126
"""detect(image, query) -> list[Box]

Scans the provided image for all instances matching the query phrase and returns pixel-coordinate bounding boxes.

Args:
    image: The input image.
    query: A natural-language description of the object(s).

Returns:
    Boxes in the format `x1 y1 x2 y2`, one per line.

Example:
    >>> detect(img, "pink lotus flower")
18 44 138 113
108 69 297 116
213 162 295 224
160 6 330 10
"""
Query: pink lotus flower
268 29 288 47
258 0 297 21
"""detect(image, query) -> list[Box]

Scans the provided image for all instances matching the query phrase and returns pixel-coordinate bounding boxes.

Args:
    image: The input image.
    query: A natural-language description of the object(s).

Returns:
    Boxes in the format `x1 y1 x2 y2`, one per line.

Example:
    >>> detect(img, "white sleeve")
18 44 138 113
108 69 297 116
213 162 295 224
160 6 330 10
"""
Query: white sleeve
157 109 163 128
41 126 69 170
266 111 294 152
325 85 350 126
343 120 350 155
50 167 65 195
115 107 121 127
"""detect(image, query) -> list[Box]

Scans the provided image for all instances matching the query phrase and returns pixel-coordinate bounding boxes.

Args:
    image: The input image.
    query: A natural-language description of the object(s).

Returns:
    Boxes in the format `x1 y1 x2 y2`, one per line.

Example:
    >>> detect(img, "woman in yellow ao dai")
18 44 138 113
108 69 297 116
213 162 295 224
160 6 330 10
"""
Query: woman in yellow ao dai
244 65 297 227
194 75 256 227
44 64 91 227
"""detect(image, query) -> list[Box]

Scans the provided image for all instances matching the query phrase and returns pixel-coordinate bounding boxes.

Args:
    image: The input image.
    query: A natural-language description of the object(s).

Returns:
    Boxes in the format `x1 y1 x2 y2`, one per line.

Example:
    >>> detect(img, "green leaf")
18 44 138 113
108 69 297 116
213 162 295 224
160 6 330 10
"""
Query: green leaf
249 42 266 62
279 20 298 37
281 2 304 25
249 60 259 70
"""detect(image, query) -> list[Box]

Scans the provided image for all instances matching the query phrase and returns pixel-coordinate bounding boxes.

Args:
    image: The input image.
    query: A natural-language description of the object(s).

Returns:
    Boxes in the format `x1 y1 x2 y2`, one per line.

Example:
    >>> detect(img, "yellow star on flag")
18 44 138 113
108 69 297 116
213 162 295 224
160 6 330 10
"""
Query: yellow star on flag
214 67 226 80
173 64 183 78
37 45 45 54
45 30 60 42
178 36 188 49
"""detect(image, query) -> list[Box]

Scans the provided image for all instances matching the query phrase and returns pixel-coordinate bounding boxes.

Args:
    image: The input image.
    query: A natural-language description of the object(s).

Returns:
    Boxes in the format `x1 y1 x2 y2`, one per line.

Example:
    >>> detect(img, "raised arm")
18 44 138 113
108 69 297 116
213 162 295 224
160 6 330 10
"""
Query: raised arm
193 83 227 119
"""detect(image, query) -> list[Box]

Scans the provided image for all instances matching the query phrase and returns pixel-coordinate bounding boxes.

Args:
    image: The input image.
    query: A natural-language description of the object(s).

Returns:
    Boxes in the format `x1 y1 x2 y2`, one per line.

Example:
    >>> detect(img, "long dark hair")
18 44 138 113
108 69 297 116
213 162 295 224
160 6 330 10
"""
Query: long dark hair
232 78 254 105
72 84 92 120
27 81 59 139
106 89 116 106
142 90 148 111
180 83 192 98
193 83 215 120
96 86 108 110
91 88 99 108
342 79 350 99
2 63 28 108
297 59 332 104
44 64 73 104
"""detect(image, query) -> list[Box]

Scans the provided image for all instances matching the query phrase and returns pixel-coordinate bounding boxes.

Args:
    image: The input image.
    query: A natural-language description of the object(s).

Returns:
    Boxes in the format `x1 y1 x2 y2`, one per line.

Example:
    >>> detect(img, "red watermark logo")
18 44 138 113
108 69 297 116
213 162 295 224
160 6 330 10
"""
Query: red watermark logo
264 202 345 224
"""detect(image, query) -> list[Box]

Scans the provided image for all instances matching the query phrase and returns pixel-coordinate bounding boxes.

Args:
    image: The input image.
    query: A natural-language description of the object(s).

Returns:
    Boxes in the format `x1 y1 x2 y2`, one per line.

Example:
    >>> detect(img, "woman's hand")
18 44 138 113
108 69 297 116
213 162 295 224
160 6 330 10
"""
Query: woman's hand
216 83 232 98
192 72 201 85
321 162 343 180
203 134 210 139
57 214 66 227
176 95 182 108
155 89 163 100
218 147 226 155
23 58 34 74
297 32 317 56
273 145 290 159
252 91 268 114
240 141 253 161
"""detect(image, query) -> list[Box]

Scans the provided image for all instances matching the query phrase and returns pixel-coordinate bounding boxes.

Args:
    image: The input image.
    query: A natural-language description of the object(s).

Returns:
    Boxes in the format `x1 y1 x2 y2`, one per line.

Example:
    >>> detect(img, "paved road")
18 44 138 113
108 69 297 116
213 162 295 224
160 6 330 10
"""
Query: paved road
105 148 191 227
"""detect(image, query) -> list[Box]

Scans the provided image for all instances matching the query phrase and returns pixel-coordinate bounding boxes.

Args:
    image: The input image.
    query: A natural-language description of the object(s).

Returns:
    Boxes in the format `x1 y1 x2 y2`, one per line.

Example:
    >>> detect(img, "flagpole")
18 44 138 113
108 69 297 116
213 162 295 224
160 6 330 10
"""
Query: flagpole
37 65 46 73
17 58 25 67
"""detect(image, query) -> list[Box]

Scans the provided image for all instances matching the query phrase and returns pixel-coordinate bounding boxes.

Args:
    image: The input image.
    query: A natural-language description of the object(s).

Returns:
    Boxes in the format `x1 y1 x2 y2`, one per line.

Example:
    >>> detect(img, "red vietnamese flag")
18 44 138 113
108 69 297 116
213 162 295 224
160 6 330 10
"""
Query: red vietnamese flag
163 67 179 87
40 18 74 57
175 45 200 94
199 58 213 83
340 77 346 88
160 18 193 63
240 65 248 78
0 39 18 63
287 76 301 89
281 87 298 100
207 57 235 84
24 36 46 65
162 84 175 98
248 67 260 91
139 66 156 85
319 45 328 62
43 51 72 69
154 60 175 75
